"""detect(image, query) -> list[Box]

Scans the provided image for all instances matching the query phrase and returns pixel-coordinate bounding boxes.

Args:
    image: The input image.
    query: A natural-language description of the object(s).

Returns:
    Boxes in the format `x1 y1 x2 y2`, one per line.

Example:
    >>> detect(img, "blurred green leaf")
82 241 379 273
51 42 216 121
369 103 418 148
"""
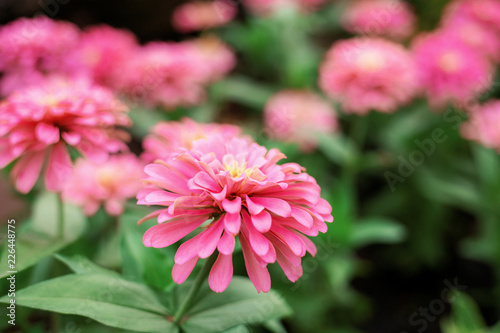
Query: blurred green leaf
317 133 358 167
0 192 86 279
0 272 175 332
350 218 406 248
121 210 174 290
54 254 114 275
210 76 275 109
180 277 292 333
222 325 250 333
441 291 486 333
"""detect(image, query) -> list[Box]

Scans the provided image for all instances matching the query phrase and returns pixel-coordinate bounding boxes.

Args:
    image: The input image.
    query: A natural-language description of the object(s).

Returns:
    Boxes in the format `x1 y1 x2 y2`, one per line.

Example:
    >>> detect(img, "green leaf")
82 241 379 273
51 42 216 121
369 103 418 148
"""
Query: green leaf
210 76 275 109
180 277 292 333
0 192 86 278
441 291 486 333
222 325 250 333
121 210 175 290
350 218 406 248
317 133 358 167
54 254 114 275
264 319 288 333
0 272 176 333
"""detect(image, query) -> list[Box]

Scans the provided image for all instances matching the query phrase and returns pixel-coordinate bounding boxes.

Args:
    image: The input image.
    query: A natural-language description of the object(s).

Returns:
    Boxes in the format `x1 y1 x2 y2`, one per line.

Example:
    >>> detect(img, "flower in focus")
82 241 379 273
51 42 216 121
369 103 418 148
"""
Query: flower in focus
440 16 500 63
443 0 500 33
319 37 419 114
137 136 333 293
0 17 81 95
461 100 500 152
63 154 144 216
264 90 338 151
412 31 493 109
243 0 325 16
0 79 131 193
172 0 237 33
72 25 139 90
341 0 416 40
142 117 242 162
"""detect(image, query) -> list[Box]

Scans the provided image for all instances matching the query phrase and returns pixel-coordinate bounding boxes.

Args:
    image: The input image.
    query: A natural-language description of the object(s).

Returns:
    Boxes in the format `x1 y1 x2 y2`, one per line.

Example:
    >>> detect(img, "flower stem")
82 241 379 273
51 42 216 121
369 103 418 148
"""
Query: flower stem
57 194 64 239
174 253 217 325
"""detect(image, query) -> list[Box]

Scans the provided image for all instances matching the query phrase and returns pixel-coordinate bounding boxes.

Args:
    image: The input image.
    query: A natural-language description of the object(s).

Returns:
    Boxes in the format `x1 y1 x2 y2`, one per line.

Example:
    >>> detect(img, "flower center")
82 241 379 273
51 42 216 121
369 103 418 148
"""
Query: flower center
356 51 384 72
439 52 462 73
96 167 116 189
224 160 248 178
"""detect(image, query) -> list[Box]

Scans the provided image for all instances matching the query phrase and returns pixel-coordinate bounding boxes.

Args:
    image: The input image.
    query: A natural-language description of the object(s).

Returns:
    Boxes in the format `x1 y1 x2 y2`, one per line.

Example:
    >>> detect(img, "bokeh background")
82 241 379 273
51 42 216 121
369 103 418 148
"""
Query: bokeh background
1 0 500 333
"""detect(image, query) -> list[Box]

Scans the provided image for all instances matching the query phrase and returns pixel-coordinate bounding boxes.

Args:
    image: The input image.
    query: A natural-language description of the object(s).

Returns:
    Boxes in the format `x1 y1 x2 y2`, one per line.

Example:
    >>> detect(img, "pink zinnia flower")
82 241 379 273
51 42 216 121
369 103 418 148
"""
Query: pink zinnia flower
137 136 333 293
443 0 500 33
63 154 144 216
412 31 493 109
341 0 416 40
0 80 131 194
440 15 500 63
142 118 242 162
181 36 236 83
319 38 419 114
120 42 206 109
172 0 237 33
264 90 338 151
0 17 81 95
461 100 500 152
72 25 139 90
243 0 325 16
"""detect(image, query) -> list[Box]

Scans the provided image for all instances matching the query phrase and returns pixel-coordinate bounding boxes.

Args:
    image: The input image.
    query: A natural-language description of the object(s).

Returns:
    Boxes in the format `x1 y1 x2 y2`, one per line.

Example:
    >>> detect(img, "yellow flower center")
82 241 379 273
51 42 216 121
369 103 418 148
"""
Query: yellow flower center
357 51 384 72
96 167 116 189
224 160 248 178
439 52 462 73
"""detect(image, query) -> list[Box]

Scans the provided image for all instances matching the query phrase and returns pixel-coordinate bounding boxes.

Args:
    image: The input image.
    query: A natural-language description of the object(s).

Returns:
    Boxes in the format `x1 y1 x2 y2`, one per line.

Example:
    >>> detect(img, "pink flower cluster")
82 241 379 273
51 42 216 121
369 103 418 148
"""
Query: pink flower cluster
319 38 418 114
137 135 333 293
411 0 498 109
142 117 242 162
121 36 235 109
264 90 338 151
0 18 236 109
63 154 144 216
0 80 130 193
172 0 237 32
461 100 500 152
243 0 325 15
341 0 416 40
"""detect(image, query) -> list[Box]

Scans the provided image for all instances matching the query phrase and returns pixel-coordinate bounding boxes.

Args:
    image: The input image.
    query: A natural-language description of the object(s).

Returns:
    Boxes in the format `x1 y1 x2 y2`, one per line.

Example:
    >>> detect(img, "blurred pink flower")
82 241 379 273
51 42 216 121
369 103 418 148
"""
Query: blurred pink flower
264 90 338 151
181 35 236 83
461 100 500 152
341 0 416 40
0 17 81 95
0 79 131 194
72 25 139 90
243 0 325 15
172 0 237 32
63 154 144 216
142 117 242 162
319 38 419 114
412 31 493 109
443 0 500 33
440 14 500 63
137 135 333 293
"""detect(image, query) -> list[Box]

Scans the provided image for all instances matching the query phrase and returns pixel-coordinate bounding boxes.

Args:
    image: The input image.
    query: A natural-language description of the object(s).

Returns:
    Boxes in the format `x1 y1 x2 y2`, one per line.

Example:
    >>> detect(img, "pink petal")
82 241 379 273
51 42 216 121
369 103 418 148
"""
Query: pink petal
217 231 235 255
45 143 73 192
250 197 292 217
197 219 225 258
224 212 241 235
276 250 303 282
172 256 199 284
11 151 45 194
242 212 270 256
251 210 272 233
192 171 221 192
222 196 242 214
62 132 81 145
270 223 306 257
35 123 60 145
175 232 204 264
240 232 271 293
143 216 205 248
209 253 233 293
245 195 264 215
290 206 313 228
